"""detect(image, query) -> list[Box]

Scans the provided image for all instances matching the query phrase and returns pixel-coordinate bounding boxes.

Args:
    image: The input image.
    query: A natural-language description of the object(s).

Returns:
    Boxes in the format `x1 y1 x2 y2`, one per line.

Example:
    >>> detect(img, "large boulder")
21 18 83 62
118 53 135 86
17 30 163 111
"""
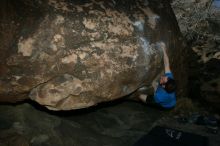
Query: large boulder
0 0 187 110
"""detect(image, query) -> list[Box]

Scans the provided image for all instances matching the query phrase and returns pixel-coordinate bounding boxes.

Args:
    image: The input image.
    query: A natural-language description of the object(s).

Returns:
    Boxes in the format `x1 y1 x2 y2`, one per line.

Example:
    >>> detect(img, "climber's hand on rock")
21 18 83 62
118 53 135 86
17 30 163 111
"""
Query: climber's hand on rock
156 42 166 52
159 42 166 50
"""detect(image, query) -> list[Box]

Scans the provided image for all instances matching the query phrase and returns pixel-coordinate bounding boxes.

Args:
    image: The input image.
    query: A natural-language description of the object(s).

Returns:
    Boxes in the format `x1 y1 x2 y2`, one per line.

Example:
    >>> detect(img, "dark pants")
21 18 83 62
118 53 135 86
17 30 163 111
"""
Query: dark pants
131 86 174 110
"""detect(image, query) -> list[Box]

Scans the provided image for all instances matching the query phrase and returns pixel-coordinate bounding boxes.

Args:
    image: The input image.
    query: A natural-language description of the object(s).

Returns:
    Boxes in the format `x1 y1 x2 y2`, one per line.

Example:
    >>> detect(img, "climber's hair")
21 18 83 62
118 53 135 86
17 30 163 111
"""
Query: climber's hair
164 78 176 93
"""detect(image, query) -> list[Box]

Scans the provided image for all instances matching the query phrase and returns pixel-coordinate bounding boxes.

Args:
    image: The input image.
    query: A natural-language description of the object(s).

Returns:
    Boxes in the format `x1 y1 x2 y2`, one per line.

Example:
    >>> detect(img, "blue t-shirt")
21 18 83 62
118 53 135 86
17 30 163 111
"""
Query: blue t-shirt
154 72 176 108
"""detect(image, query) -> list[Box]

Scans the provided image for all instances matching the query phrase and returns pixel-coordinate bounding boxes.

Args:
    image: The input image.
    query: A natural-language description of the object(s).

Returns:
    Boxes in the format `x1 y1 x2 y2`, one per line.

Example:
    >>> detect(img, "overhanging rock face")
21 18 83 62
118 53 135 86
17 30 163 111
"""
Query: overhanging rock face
0 0 187 110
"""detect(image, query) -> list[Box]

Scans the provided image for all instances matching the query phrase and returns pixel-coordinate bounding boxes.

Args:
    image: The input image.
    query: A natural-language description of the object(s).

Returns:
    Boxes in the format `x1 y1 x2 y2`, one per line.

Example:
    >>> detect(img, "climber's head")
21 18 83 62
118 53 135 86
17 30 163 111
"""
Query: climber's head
160 76 176 93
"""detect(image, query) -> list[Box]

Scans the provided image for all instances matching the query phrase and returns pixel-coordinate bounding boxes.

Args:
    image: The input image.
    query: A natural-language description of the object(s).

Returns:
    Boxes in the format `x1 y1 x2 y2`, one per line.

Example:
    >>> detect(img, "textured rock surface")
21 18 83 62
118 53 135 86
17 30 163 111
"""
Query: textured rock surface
172 0 220 111
172 0 220 63
0 0 187 110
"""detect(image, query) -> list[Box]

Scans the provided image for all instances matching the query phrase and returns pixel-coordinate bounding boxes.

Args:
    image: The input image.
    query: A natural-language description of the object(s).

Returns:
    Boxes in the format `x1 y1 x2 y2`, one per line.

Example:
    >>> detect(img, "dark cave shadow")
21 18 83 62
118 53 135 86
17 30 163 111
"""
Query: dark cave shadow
0 95 171 118
0 97 133 117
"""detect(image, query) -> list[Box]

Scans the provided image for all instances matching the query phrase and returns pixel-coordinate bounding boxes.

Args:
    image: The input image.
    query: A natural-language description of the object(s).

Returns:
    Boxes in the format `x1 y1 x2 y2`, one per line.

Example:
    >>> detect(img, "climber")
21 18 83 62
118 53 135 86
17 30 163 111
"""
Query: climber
136 42 176 109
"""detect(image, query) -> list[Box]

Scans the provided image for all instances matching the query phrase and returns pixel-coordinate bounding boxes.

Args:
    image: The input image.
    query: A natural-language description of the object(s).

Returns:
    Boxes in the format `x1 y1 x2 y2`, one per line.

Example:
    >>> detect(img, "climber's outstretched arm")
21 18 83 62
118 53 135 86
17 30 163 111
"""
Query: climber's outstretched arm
160 43 171 73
